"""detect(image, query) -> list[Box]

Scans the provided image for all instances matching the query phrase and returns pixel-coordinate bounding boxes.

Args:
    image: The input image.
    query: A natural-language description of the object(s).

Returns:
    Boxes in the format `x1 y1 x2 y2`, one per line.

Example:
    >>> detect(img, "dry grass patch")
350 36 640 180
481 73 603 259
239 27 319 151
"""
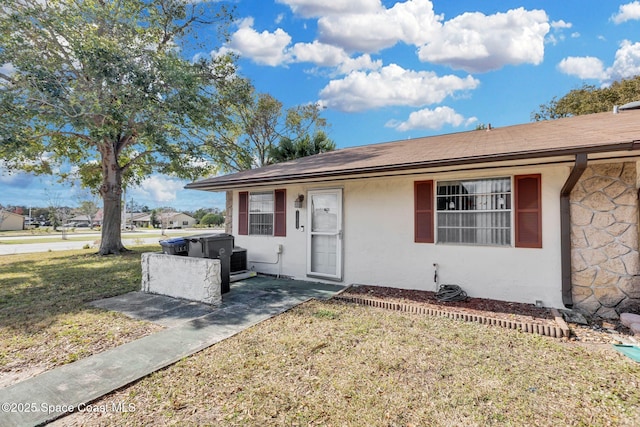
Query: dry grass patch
62 300 640 427
0 247 162 386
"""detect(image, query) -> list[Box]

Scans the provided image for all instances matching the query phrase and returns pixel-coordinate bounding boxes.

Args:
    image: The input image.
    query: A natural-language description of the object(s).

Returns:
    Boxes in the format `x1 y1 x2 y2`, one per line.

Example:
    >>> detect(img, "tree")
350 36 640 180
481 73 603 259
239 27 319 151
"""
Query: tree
200 212 224 227
192 208 210 223
0 0 240 254
532 76 640 121
157 207 179 234
78 201 99 229
127 200 150 213
206 86 329 173
150 210 160 229
74 189 100 228
270 131 335 163
45 191 70 235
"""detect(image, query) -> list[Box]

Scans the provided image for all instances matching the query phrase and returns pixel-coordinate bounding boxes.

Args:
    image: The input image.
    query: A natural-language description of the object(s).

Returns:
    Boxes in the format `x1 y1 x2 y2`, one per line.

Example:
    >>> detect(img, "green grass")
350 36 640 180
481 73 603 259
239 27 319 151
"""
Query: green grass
65 300 640 426
0 247 162 378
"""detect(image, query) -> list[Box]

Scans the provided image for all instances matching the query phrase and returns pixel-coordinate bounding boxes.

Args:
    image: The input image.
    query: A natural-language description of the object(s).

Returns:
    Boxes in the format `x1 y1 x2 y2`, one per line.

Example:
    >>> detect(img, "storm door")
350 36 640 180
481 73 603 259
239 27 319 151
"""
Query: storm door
307 189 343 280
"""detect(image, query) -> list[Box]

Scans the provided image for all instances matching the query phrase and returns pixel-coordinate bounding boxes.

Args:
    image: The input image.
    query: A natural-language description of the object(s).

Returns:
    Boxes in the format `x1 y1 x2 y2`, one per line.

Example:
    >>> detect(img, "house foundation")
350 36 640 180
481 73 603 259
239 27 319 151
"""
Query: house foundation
571 162 640 319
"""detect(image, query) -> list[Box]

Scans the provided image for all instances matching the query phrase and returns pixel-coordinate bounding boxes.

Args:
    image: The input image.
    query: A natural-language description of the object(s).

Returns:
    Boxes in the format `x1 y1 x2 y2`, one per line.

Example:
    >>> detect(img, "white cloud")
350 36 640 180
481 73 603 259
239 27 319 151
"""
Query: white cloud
317 0 442 53
290 41 382 73
558 40 640 83
290 41 351 67
571 32 580 38
0 169 34 187
386 106 477 132
0 63 16 78
224 21 383 73
335 54 383 75
612 1 640 24
557 56 606 80
318 64 479 112
546 19 573 45
227 18 292 66
607 40 640 81
276 0 382 18
546 34 560 46
417 8 550 73
137 176 185 203
551 20 572 29
228 2 551 76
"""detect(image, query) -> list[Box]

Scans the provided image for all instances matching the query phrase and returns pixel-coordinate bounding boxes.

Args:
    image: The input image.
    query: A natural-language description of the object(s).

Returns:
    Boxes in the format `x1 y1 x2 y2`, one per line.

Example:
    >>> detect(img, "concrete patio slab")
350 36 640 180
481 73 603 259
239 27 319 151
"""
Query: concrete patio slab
90 291 218 328
0 276 344 427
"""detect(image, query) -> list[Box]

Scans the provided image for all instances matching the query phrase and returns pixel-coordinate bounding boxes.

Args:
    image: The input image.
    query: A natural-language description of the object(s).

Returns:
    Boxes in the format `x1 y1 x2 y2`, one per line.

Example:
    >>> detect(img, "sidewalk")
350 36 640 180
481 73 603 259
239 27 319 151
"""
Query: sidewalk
0 277 344 427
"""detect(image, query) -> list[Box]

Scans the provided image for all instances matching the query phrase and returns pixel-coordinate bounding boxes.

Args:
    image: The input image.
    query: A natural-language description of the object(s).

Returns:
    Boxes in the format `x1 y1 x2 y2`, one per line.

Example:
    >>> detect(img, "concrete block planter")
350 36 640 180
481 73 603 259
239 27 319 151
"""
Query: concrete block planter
141 253 222 305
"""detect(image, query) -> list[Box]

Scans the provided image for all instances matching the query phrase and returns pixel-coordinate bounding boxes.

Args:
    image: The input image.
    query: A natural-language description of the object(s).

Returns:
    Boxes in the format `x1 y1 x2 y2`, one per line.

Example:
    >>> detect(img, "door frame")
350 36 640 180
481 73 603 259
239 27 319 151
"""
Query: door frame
306 188 343 281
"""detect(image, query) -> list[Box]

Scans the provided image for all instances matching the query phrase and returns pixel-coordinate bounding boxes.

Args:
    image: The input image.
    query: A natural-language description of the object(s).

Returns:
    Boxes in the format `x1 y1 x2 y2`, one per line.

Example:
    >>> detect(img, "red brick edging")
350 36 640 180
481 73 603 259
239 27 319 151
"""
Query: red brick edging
333 294 571 339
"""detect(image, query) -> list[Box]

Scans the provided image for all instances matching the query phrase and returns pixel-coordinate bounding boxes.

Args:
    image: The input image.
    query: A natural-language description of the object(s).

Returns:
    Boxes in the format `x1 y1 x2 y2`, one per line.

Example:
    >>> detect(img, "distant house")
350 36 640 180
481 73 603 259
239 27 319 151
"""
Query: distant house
161 212 197 229
68 209 104 227
133 212 196 229
128 212 152 228
187 107 640 320
0 210 25 231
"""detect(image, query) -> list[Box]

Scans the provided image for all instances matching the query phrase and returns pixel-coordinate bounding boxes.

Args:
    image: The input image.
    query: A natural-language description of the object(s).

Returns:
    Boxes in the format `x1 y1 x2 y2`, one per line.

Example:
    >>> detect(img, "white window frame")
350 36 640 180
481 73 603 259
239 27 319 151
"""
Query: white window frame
436 177 512 246
249 191 274 236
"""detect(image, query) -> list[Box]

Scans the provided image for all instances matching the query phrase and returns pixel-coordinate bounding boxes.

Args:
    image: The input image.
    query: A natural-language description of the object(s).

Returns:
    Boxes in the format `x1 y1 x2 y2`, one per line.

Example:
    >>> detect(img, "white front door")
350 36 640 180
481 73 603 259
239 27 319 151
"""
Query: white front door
307 189 343 280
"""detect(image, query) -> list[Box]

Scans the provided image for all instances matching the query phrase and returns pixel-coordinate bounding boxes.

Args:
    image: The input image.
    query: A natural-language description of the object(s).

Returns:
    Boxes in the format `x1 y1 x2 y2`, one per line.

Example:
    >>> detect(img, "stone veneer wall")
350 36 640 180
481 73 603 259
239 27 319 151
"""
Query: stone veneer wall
571 162 640 319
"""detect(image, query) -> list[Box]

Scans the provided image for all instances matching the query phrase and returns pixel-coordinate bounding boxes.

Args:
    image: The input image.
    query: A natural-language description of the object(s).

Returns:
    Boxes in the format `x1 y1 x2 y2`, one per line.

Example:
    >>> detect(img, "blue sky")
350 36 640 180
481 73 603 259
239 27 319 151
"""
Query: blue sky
2 0 640 212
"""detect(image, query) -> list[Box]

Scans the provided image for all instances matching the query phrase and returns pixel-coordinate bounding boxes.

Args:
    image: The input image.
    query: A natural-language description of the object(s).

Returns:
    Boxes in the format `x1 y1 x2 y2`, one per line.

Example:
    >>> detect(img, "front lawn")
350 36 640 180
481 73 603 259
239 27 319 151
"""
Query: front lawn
62 299 640 426
0 247 162 386
3 247 639 426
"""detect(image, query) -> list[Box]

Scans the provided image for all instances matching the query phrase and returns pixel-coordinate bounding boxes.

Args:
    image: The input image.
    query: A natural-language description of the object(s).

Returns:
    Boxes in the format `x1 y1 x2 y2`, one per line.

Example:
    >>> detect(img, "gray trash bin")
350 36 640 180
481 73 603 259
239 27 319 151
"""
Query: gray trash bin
187 233 234 293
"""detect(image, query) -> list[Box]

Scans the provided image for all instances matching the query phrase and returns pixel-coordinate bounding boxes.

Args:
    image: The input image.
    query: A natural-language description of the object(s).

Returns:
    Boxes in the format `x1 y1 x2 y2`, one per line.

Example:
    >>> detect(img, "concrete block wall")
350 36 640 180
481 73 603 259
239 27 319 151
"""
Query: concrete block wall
141 253 222 305
571 162 640 319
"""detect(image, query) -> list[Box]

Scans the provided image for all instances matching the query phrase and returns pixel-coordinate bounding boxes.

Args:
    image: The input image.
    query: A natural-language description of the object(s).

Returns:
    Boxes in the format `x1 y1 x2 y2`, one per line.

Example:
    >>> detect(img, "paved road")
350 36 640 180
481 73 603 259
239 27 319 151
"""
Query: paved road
0 237 165 255
0 229 209 255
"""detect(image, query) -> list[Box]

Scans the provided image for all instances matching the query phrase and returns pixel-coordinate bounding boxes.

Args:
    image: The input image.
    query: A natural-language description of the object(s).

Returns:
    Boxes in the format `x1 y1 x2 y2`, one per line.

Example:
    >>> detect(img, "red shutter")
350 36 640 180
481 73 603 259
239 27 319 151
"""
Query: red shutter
415 180 434 243
274 189 286 237
515 174 542 248
238 191 248 235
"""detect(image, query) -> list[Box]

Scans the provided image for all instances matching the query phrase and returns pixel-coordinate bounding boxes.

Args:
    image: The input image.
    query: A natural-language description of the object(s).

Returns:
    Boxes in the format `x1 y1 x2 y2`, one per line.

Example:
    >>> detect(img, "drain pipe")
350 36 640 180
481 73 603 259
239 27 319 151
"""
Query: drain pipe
560 153 588 308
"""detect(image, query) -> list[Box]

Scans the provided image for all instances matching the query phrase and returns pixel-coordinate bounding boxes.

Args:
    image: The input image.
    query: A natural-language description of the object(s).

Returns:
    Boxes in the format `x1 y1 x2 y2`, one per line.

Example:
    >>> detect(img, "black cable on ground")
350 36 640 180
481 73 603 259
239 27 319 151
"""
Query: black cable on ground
436 284 468 302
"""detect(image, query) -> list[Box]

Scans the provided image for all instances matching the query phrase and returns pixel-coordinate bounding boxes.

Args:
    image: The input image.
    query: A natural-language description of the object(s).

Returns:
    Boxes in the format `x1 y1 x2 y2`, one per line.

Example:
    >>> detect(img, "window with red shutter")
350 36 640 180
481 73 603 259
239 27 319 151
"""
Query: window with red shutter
274 189 286 236
238 191 248 235
415 180 434 243
515 174 542 248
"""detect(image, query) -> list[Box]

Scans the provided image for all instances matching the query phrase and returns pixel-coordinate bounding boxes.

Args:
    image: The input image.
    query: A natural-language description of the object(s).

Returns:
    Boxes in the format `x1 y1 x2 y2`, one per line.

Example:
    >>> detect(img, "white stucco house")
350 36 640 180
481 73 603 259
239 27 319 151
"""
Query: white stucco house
128 212 196 228
187 108 640 319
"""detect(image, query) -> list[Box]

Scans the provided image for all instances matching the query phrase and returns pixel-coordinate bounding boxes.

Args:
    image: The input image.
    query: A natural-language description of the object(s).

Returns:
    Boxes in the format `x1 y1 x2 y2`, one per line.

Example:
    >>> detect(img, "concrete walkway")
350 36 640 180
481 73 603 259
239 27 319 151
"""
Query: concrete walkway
0 277 344 427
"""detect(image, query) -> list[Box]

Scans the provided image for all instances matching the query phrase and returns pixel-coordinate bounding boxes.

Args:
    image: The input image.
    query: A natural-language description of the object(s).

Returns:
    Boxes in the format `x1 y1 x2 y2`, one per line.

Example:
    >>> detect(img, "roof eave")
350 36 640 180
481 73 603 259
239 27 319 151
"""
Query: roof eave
186 140 640 192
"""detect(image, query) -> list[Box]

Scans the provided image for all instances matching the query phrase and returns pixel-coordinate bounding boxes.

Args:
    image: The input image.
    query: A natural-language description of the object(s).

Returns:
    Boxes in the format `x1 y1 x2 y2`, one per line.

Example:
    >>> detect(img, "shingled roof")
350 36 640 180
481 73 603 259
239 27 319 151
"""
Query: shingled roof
186 109 640 191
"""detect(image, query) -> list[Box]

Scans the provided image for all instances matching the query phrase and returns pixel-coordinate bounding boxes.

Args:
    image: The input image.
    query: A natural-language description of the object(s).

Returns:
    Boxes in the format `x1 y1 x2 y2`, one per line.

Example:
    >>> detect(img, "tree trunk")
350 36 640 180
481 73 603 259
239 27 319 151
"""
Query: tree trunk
98 144 126 255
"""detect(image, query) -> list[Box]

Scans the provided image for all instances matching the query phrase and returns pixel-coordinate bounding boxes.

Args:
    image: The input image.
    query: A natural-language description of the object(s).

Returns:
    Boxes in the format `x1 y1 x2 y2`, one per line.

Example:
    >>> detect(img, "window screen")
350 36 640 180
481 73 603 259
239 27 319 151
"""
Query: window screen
249 192 274 235
436 178 511 246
